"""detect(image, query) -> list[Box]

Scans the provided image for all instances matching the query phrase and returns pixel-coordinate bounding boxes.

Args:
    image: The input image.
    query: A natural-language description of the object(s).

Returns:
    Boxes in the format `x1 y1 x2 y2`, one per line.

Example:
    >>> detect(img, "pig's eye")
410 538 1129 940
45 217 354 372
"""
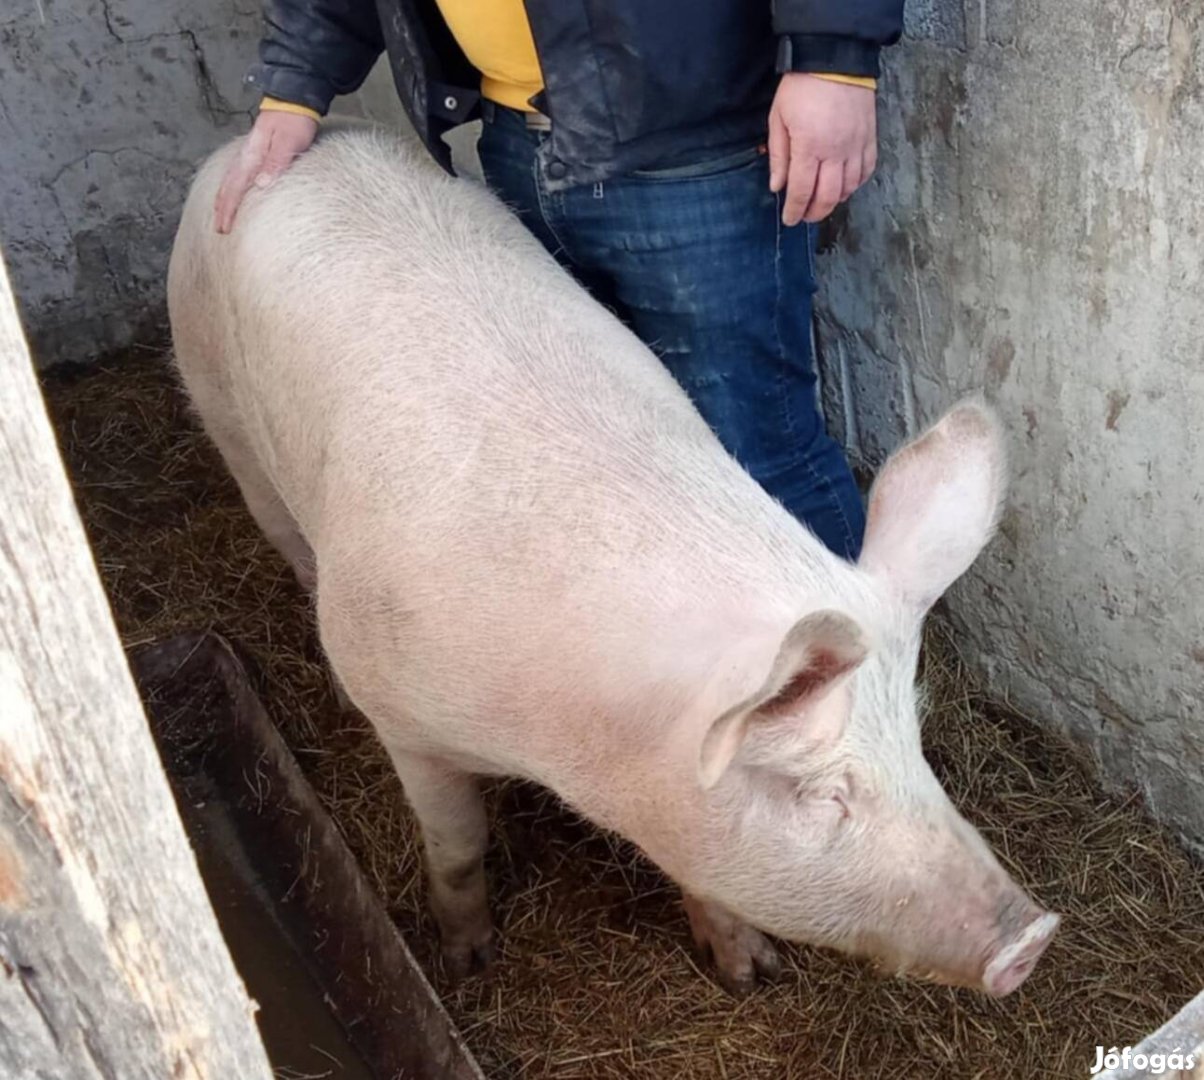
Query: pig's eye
824 775 855 820
791 775 854 823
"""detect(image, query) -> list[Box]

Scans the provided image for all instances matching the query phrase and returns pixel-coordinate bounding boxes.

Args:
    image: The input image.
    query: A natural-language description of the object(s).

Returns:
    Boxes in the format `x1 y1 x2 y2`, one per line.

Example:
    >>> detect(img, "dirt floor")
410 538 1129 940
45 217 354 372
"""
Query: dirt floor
43 349 1204 1080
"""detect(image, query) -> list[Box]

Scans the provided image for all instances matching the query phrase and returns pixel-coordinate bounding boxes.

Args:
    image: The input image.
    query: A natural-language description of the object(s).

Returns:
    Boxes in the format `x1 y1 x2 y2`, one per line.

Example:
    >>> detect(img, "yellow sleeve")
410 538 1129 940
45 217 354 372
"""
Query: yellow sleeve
809 73 877 91
258 96 322 122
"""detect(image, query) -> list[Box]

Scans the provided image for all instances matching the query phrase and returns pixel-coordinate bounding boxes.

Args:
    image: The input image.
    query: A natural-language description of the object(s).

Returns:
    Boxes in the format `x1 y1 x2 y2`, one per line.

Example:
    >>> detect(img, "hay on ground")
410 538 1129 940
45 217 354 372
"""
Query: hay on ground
43 349 1204 1080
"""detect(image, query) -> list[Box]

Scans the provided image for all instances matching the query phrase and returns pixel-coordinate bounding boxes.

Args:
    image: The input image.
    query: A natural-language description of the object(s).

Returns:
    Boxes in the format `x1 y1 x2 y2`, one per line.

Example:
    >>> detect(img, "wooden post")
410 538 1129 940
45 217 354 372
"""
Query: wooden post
0 255 273 1078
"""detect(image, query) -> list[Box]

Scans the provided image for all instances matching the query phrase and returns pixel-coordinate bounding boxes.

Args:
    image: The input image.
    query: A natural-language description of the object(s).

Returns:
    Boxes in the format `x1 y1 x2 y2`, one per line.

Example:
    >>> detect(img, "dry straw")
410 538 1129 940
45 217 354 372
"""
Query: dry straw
44 351 1204 1080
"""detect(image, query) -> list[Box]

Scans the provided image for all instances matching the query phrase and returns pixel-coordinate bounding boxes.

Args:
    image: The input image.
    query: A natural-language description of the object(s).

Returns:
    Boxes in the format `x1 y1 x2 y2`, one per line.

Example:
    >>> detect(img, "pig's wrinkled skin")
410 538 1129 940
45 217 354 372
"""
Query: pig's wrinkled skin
169 120 1058 998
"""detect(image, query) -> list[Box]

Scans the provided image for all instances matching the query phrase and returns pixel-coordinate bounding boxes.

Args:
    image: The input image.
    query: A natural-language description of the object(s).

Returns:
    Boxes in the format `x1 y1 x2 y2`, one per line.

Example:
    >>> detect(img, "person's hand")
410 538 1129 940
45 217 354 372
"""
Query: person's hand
768 73 877 227
214 110 319 234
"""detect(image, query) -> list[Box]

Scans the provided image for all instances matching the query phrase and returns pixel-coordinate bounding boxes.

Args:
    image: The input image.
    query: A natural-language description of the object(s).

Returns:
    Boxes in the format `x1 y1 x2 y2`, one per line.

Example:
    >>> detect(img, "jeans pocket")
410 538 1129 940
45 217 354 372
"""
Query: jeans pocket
630 145 764 183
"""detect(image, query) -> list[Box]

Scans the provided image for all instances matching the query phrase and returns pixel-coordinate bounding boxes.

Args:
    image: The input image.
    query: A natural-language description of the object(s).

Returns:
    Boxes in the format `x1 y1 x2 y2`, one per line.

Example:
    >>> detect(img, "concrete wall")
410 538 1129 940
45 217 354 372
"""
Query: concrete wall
816 0 1204 852
0 0 405 366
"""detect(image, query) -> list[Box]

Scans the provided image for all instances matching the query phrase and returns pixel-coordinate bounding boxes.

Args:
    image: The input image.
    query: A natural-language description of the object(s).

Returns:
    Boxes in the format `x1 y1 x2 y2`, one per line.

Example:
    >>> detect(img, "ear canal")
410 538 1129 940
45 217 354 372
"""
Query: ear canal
757 610 868 717
697 609 867 789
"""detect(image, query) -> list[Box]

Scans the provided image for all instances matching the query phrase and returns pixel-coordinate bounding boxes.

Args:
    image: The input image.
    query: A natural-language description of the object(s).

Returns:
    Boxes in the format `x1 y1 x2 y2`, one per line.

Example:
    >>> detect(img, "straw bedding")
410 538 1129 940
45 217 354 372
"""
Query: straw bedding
42 349 1204 1080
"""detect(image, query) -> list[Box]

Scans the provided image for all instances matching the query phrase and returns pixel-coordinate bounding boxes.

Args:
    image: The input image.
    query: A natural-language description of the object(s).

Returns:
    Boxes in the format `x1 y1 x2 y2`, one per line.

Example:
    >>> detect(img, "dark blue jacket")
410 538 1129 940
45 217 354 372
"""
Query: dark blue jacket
247 0 904 190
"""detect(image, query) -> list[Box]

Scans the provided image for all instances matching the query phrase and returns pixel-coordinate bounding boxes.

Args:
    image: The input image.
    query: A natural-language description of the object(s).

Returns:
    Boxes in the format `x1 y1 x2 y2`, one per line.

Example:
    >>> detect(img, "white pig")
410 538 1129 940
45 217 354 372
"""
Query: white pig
168 120 1057 997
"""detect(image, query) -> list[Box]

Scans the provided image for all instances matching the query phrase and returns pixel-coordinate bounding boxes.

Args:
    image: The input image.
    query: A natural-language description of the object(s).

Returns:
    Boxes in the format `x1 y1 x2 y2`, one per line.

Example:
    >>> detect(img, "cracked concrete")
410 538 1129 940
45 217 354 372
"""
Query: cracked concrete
817 0 1204 853
0 0 404 365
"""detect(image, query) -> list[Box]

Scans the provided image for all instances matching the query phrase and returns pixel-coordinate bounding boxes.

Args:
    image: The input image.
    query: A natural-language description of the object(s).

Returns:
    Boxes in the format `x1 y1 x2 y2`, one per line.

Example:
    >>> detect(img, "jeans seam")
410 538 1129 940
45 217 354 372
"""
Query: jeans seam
774 199 858 559
630 146 763 183
799 450 858 560
772 198 792 437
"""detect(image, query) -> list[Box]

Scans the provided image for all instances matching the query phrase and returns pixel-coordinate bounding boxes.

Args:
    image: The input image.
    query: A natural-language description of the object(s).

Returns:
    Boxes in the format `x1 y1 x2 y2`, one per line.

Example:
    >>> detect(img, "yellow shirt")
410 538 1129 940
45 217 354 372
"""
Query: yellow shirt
434 0 543 112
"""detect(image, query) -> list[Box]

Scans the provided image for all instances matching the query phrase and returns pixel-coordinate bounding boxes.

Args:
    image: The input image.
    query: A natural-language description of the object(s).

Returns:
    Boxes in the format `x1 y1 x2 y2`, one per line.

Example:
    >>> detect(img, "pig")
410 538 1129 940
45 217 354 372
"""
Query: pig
168 119 1058 998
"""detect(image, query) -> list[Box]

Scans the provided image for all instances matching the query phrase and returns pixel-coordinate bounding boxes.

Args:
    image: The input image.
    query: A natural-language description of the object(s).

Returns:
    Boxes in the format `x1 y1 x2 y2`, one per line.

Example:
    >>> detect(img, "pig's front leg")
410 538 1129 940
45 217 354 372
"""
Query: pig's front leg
387 749 495 979
682 892 782 996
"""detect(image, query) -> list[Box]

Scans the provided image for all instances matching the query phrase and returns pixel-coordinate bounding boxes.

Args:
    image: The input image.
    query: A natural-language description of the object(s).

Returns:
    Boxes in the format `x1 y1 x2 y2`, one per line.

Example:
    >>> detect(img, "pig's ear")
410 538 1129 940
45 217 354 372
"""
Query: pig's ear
698 610 867 788
859 399 1007 618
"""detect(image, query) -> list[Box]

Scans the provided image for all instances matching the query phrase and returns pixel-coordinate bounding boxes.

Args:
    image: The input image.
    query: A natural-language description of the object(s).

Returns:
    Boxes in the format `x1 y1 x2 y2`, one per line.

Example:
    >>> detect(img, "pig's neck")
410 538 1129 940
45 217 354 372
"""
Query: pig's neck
504 558 878 876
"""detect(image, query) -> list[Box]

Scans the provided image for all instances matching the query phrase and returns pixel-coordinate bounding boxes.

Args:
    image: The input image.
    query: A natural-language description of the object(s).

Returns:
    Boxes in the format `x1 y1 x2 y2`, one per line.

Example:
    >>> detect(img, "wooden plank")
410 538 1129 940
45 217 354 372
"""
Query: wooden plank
0 253 274 1079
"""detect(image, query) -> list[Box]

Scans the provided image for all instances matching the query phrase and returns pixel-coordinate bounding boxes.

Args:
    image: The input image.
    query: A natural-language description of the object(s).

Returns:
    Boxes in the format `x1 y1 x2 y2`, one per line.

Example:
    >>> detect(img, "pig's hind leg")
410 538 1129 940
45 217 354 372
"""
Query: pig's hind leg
174 341 318 592
193 406 318 593
683 893 782 996
230 465 317 593
387 749 495 979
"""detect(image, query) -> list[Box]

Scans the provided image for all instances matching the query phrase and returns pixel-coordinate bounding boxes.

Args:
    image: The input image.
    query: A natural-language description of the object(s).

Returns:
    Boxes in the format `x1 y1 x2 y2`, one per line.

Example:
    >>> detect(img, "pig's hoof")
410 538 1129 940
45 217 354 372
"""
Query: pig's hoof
441 932 496 983
682 894 782 996
709 928 782 997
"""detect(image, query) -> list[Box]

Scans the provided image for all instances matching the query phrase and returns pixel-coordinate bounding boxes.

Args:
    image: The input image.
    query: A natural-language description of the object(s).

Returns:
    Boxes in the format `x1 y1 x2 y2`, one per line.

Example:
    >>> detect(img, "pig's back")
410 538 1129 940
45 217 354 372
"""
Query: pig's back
171 123 852 722
179 126 700 519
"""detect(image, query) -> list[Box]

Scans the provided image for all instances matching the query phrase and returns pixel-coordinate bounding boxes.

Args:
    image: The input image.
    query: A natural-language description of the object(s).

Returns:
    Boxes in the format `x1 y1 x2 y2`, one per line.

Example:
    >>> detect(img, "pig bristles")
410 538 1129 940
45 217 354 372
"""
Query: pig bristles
47 348 1204 1080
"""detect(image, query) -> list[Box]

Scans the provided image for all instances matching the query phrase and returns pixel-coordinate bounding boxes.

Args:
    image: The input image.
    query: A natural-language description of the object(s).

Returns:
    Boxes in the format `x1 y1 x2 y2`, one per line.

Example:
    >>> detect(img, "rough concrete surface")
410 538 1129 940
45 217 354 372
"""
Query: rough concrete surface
0 0 404 365
816 0 1204 851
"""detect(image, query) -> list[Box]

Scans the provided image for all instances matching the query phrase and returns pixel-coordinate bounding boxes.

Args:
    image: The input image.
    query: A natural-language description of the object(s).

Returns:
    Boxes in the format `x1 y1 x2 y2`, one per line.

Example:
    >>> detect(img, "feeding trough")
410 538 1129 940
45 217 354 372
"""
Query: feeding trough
132 630 485 1080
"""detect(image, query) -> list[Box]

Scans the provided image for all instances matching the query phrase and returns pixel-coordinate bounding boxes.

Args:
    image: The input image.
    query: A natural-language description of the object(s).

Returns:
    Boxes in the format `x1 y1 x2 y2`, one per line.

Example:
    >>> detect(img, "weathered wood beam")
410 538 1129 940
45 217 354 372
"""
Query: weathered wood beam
0 253 273 1080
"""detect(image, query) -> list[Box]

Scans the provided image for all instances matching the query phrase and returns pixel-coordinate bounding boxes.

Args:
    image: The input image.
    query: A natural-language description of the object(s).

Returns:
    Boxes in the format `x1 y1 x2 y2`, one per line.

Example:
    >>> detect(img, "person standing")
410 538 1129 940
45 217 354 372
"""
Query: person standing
215 0 905 561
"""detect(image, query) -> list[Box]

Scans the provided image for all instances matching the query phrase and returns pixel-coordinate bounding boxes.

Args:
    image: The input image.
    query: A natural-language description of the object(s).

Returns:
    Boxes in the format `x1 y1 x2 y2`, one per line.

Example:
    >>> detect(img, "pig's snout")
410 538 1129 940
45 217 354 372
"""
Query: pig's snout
981 911 1059 996
880 828 1062 998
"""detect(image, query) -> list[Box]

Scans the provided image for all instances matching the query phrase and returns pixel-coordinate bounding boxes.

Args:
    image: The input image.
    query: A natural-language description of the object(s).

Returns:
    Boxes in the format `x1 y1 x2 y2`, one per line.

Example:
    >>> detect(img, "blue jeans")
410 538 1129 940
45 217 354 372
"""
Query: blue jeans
475 106 866 560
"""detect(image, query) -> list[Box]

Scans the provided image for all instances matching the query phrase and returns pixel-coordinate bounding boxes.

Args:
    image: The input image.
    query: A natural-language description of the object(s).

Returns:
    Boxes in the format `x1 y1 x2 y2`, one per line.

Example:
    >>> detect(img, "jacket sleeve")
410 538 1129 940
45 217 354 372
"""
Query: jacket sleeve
772 0 905 79
245 0 386 115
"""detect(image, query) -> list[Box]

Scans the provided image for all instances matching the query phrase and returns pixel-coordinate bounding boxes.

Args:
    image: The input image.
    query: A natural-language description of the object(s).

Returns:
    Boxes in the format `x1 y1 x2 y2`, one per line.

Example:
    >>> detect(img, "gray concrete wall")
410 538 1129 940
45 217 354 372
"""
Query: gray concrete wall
0 0 405 366
816 0 1204 852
